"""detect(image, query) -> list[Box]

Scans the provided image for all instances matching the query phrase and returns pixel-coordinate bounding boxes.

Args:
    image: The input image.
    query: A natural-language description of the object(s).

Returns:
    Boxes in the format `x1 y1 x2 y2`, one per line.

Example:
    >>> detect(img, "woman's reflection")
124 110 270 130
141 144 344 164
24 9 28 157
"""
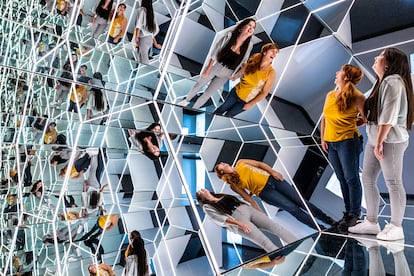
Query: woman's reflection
196 189 297 252
214 159 336 230
353 236 410 275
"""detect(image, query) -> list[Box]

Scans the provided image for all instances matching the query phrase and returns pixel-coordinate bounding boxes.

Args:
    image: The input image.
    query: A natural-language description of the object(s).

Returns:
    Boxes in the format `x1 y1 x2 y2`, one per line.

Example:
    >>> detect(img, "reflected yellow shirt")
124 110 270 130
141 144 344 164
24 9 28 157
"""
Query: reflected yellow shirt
235 162 269 195
70 86 87 103
236 67 274 102
109 16 126 37
323 90 360 142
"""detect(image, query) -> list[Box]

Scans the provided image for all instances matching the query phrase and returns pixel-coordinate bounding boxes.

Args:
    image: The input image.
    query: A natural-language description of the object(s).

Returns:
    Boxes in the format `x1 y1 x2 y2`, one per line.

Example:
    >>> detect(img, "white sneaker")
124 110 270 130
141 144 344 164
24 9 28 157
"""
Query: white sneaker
349 234 379 250
348 219 380 235
177 99 189 107
376 223 404 241
50 101 59 107
377 239 405 254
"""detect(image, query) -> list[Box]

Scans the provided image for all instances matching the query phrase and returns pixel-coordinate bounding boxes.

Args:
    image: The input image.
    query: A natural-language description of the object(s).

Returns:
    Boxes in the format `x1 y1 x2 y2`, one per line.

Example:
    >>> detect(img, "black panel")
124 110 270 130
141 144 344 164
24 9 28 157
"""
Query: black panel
238 143 269 161
351 0 414 42
293 148 328 200
215 140 242 167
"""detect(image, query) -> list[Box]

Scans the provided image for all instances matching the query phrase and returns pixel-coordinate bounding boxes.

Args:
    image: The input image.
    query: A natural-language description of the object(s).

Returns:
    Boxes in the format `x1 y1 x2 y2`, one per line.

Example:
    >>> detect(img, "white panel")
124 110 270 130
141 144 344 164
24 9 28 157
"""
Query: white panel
174 18 216 64
123 211 154 231
128 153 159 190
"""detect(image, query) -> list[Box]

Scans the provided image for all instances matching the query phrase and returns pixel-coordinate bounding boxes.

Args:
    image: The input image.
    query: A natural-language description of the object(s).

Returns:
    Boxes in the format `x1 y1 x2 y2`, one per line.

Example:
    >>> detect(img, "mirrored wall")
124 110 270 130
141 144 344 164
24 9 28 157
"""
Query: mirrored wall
1 0 414 275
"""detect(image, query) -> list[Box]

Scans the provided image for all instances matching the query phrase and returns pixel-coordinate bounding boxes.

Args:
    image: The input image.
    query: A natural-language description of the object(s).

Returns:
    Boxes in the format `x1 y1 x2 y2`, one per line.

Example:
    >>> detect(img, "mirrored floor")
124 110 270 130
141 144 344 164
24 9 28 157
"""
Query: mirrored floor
224 200 414 275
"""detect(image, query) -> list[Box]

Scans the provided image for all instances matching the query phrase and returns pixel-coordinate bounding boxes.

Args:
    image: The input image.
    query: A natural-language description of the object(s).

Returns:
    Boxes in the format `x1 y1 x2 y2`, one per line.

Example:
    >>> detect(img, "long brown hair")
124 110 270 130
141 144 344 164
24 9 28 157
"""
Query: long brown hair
128 230 148 276
216 18 256 65
214 164 240 187
364 48 414 129
196 192 243 215
141 0 156 33
244 43 279 75
336 64 363 112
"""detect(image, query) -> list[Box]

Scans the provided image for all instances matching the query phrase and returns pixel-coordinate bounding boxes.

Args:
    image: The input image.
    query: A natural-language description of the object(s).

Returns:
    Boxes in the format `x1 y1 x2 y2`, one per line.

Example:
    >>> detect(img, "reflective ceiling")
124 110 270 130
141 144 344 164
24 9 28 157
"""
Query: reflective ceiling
1 0 413 275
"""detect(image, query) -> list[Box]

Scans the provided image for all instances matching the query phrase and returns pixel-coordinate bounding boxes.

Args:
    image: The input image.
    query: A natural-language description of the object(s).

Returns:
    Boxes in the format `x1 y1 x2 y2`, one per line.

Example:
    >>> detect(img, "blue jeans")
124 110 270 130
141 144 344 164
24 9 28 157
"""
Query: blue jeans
214 88 245 117
259 177 332 229
327 134 363 216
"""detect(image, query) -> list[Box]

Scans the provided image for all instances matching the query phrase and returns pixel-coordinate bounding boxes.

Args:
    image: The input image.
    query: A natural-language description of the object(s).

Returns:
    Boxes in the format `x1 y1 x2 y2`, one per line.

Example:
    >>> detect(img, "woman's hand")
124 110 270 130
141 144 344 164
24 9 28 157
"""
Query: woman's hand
271 171 283 181
321 139 328 153
239 222 251 233
201 68 211 78
374 142 384 160
243 102 253 110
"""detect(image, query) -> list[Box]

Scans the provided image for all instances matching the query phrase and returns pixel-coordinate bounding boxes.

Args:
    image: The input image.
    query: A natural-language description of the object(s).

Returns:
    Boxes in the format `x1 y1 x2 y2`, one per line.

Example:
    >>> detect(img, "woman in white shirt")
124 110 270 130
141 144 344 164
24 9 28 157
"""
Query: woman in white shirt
134 0 161 64
86 76 108 124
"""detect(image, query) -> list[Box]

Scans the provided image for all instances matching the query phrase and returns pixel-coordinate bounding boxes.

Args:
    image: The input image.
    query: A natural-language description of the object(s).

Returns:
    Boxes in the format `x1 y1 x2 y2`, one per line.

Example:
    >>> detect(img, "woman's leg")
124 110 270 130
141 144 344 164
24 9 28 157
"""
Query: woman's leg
232 205 278 252
214 89 240 115
185 63 227 102
74 154 91 172
246 205 297 244
259 179 318 229
380 141 408 226
137 35 153 64
329 136 363 216
192 66 233 109
361 143 382 222
223 100 246 117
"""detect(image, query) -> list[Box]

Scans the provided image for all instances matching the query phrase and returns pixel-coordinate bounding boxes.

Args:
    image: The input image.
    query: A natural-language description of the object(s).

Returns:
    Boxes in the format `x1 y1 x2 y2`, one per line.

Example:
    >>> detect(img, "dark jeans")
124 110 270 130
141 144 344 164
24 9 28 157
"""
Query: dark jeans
259 177 332 229
327 134 363 216
107 36 122 45
74 154 91 172
214 88 246 117
342 239 367 275
68 100 78 113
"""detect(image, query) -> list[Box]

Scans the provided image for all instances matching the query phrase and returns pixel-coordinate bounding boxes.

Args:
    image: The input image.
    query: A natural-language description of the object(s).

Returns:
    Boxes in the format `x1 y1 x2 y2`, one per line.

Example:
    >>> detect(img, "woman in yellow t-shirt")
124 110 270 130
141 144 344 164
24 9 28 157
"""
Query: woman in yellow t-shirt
320 64 365 233
107 3 127 45
44 122 58 144
215 159 335 230
214 43 278 117
68 84 88 113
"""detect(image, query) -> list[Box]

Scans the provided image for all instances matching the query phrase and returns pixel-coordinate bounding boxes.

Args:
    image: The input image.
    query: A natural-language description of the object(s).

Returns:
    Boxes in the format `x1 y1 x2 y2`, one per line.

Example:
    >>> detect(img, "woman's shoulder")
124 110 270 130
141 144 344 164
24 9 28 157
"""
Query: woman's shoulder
383 74 404 85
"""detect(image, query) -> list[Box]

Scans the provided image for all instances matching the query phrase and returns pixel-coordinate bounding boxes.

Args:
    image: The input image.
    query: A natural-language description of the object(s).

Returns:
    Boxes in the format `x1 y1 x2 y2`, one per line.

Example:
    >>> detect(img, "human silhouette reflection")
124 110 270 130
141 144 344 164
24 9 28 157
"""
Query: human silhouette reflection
342 238 367 275
351 236 411 276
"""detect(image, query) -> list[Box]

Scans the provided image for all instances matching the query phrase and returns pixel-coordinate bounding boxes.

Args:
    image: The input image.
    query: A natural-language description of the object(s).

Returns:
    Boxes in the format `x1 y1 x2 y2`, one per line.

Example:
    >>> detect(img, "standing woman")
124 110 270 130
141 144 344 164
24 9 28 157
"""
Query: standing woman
214 43 278 117
123 230 149 276
107 3 128 45
86 78 108 124
178 18 256 109
320 64 365 232
134 0 162 64
90 0 114 39
348 48 414 241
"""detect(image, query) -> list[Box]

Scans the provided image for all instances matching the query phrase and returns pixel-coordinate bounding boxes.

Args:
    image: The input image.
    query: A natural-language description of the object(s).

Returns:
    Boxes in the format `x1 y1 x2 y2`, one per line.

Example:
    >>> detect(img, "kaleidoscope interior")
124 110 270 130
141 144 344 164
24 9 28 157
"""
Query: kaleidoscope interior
1 0 414 275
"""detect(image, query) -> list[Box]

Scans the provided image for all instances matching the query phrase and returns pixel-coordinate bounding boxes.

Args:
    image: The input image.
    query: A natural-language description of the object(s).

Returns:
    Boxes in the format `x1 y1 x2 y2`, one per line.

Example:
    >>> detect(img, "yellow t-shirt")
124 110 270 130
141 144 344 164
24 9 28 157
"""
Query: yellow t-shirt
63 166 79 178
323 90 360 142
109 16 126 37
236 67 274 102
235 162 269 195
70 86 87 103
44 129 57 144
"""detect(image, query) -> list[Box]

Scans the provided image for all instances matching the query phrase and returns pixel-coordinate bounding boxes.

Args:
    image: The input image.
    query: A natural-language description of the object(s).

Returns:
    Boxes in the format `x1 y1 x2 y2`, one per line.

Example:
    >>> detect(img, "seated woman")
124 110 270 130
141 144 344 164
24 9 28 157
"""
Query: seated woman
196 189 297 253
215 159 336 230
